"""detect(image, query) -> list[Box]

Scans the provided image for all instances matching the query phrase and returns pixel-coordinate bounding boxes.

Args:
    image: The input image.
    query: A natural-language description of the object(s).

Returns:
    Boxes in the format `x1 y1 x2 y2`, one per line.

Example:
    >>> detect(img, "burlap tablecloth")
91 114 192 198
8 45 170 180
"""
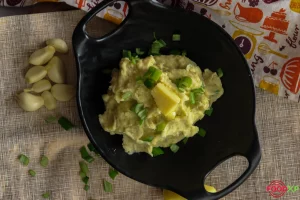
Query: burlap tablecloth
0 10 299 200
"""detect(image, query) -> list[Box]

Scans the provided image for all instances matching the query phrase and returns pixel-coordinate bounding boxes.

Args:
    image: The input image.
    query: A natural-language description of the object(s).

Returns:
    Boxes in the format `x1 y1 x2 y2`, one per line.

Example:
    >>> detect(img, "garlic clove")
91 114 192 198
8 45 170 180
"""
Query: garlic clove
24 79 52 93
17 92 44 112
51 84 76 102
46 38 68 54
25 66 47 84
45 56 66 84
29 46 55 66
41 91 57 110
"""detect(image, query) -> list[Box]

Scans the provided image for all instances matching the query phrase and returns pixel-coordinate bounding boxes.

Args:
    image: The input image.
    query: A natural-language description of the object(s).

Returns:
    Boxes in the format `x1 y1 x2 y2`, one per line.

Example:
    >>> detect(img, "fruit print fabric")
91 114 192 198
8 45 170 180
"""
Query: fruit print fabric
1 0 300 102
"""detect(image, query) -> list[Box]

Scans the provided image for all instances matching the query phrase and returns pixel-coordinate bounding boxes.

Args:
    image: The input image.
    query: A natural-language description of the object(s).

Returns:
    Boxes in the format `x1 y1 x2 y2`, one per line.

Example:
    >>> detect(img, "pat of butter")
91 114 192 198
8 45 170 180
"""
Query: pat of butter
151 83 180 116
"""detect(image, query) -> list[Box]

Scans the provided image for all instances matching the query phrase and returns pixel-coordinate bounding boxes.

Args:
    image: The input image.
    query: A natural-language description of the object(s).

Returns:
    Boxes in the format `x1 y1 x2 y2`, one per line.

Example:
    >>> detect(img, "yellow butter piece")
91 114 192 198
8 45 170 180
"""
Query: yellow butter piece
151 83 180 116
163 185 217 200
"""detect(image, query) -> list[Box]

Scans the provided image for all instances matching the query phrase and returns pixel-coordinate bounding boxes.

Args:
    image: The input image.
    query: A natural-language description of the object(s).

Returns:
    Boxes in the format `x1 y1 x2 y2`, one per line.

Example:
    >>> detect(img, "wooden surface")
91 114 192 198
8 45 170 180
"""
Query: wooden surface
0 2 76 17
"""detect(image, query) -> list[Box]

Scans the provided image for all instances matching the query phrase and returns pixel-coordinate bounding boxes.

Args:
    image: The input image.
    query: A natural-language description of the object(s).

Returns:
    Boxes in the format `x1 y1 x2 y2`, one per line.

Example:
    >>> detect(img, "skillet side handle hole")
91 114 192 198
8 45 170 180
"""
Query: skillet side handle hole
85 1 129 39
204 155 249 193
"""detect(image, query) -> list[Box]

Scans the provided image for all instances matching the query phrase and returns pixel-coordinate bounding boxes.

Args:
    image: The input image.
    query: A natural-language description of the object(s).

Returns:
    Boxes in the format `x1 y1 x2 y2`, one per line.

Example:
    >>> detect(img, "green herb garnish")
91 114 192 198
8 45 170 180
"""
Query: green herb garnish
170 49 181 55
79 171 86 179
122 92 132 101
42 192 50 199
136 48 145 55
40 156 49 167
80 146 95 163
82 176 89 184
183 137 188 144
84 185 90 191
58 117 74 131
87 143 99 155
170 144 180 153
217 68 223 78
152 147 164 157
109 168 119 180
156 122 166 132
103 180 113 192
190 92 195 104
172 34 181 41
198 128 207 137
79 161 89 175
19 154 29 166
149 38 166 55
176 76 192 92
182 50 187 56
142 136 154 142
29 169 36 177
205 107 214 116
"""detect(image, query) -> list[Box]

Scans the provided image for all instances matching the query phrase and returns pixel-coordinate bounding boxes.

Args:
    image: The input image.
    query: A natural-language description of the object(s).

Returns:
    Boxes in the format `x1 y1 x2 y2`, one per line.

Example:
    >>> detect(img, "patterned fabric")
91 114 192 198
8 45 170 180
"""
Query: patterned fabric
0 10 300 200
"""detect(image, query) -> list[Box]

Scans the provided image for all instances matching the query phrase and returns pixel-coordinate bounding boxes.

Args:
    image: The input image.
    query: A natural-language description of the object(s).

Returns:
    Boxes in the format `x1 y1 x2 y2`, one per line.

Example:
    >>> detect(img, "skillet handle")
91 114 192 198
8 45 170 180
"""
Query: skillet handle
185 128 261 200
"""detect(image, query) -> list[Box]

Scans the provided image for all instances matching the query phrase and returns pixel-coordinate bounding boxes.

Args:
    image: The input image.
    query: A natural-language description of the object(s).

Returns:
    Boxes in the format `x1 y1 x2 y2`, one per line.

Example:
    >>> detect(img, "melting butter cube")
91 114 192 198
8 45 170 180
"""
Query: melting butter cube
151 83 180 116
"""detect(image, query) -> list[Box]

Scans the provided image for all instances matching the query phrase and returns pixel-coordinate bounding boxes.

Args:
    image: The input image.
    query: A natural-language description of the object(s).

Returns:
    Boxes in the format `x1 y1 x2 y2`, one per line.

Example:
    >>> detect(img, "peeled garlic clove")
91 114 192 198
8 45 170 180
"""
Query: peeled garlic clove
41 91 57 110
25 66 47 84
17 92 44 112
46 38 68 53
51 84 75 102
29 46 55 65
45 56 66 84
24 79 52 93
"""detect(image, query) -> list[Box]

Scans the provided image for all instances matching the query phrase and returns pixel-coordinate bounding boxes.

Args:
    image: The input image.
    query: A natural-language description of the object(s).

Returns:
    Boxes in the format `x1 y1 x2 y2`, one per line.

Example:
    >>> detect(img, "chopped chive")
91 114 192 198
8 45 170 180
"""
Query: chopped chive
87 143 96 152
80 146 95 163
84 185 90 191
149 38 166 55
109 168 119 180
79 171 86 179
152 147 164 157
182 50 187 56
170 144 180 153
136 48 145 55
122 50 131 58
40 155 49 167
122 92 132 101
132 103 144 114
217 68 223 78
19 154 29 166
170 49 181 55
190 92 195 104
139 119 145 125
144 67 156 78
45 116 57 123
205 107 214 116
58 117 74 131
82 176 89 184
79 161 89 175
178 87 185 93
42 192 50 198
158 39 166 46
142 136 154 142
156 122 166 132
183 137 188 144
172 34 181 41
29 169 36 177
176 76 192 91
144 78 156 89
198 128 207 137
192 87 205 94
150 69 162 82
103 180 113 192
137 109 147 120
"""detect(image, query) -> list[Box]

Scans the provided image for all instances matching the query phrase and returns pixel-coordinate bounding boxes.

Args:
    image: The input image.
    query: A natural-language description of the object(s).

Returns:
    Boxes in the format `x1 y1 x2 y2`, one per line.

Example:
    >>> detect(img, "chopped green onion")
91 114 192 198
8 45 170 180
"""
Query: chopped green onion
182 50 187 56
79 161 89 175
29 169 36 177
192 87 205 94
198 128 207 137
190 92 195 104
139 119 145 125
144 78 156 89
19 154 29 166
122 92 132 101
183 137 188 144
176 76 192 91
144 67 156 78
152 147 164 157
132 103 144 114
158 39 166 46
156 122 166 132
58 117 74 131
80 146 95 163
142 136 154 142
82 176 89 184
103 180 113 192
122 50 131 58
109 168 119 180
178 87 185 93
217 68 223 78
136 48 145 55
137 109 147 120
150 69 162 82
40 156 49 167
153 32 157 40
170 49 181 55
172 34 181 41
149 39 166 55
42 192 50 199
170 144 180 153
79 171 86 179
84 185 90 191
45 116 57 123
87 143 95 152
205 107 214 116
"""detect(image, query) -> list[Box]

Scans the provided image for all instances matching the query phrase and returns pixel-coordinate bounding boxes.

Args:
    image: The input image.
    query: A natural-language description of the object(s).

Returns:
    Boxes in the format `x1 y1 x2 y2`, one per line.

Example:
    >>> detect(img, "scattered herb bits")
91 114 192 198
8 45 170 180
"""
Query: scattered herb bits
183 137 188 144
82 176 89 184
142 136 154 142
205 107 214 116
84 185 90 191
122 92 132 101
28 169 36 177
103 180 113 192
190 92 196 104
198 128 207 137
172 34 181 41
87 143 99 155
79 171 86 179
109 168 119 180
79 161 89 175
170 144 180 153
58 117 74 131
217 68 223 78
80 146 95 163
156 122 166 132
40 156 49 167
152 147 164 157
42 192 50 199
136 48 145 55
19 154 29 166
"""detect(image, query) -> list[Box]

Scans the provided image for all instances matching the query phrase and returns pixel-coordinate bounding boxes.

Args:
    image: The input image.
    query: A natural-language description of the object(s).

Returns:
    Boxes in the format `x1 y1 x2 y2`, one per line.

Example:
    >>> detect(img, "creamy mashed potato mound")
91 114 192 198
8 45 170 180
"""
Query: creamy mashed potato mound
99 55 223 156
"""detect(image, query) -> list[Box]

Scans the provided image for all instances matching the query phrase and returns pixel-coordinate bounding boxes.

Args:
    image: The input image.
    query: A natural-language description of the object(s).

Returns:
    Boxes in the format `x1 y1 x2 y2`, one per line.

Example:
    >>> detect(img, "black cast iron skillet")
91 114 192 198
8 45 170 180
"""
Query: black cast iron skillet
72 0 261 199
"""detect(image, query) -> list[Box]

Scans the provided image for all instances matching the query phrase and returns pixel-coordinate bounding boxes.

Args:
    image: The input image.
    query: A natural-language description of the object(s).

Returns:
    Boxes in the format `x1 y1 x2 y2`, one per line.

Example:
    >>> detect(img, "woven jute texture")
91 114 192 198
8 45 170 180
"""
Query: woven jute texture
0 10 299 200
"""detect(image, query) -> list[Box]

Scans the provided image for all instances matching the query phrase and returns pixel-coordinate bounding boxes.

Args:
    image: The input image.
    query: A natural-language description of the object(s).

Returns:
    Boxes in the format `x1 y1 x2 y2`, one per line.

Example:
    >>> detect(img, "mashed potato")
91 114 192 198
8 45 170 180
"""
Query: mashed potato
99 55 223 156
